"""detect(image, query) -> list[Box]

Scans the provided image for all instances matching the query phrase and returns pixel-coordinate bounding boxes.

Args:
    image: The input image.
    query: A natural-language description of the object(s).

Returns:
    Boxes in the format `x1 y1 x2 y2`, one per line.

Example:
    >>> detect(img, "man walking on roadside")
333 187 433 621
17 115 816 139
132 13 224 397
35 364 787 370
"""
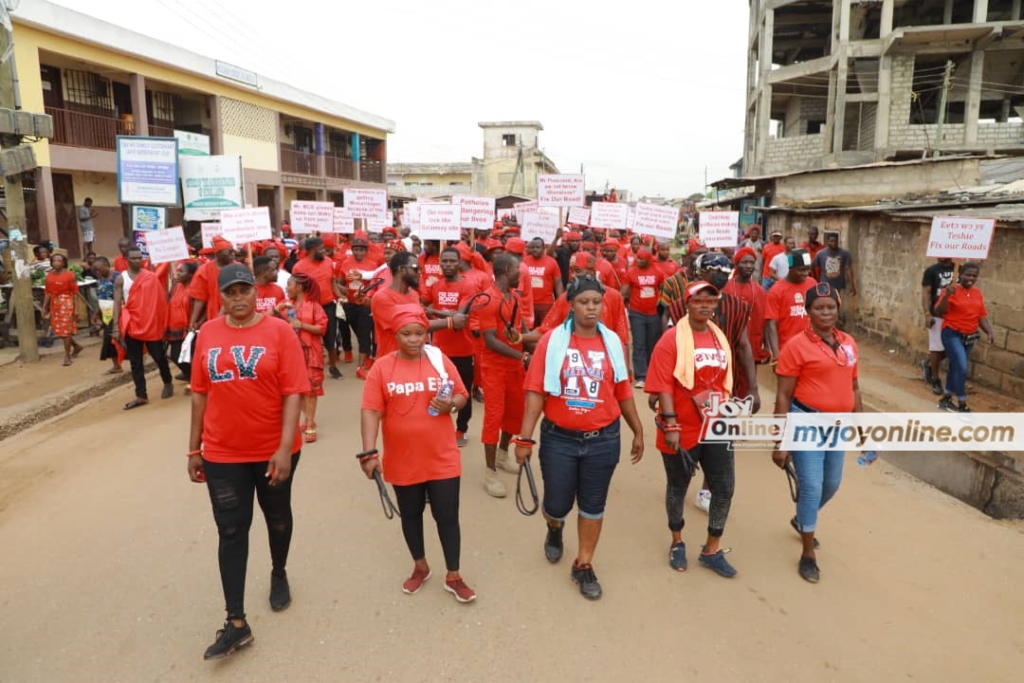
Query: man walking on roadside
78 198 97 255
921 257 956 395
813 232 856 328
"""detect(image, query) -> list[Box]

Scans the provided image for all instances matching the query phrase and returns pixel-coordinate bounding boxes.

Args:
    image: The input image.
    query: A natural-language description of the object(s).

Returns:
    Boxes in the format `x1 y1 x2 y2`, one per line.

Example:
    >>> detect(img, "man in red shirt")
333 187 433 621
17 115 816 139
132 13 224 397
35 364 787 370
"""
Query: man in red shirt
337 236 386 377
503 237 535 330
418 240 442 296
723 247 770 365
189 236 236 329
292 237 344 379
599 239 628 290
760 230 786 293
253 257 285 315
653 241 679 278
621 246 666 387
766 248 818 358
523 237 564 325
800 226 824 264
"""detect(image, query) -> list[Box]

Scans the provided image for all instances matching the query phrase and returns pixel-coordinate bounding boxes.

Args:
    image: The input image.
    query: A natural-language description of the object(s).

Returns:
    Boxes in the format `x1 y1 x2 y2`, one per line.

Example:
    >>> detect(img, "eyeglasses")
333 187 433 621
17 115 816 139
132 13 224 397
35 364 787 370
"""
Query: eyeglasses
402 264 420 272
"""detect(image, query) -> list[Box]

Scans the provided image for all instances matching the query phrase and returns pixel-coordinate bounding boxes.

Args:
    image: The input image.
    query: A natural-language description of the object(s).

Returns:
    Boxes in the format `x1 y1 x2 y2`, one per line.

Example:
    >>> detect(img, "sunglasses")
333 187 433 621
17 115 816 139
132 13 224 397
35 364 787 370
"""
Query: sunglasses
402 264 420 272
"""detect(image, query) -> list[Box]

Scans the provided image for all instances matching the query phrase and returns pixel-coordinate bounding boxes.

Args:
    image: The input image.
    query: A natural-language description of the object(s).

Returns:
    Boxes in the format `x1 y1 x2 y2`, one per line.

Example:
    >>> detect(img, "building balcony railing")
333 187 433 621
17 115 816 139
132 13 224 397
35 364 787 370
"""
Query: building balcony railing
45 107 132 151
325 155 358 180
360 159 384 184
281 146 316 175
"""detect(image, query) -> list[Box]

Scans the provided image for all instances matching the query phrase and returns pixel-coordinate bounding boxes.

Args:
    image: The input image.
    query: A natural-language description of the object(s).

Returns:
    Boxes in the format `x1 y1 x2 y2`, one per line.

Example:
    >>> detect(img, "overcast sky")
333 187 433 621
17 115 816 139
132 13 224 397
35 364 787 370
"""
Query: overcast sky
48 0 750 199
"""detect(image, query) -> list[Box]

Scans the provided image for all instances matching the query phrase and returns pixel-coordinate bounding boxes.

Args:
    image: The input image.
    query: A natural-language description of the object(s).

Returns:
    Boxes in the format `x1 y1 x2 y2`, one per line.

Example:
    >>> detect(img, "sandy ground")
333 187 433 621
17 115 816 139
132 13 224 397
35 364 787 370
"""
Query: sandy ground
1 363 1023 682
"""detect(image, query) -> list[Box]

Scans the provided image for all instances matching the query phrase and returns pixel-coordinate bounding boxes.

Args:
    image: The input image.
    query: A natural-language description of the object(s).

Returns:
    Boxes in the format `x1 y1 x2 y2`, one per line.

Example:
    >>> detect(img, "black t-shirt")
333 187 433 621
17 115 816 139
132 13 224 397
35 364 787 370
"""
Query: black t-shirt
921 262 955 314
554 246 574 286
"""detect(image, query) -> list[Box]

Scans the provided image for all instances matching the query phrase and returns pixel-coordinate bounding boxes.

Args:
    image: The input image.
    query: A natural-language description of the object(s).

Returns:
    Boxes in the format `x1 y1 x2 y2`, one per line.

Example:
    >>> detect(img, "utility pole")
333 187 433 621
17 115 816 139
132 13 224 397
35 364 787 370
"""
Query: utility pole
933 60 954 158
0 15 40 362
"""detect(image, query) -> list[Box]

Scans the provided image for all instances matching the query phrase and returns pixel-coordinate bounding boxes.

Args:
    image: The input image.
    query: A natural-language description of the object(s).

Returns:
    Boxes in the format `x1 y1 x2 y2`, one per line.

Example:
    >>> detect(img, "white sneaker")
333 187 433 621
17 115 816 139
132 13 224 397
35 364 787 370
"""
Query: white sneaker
484 468 507 498
634 379 645 389
695 489 711 514
496 448 520 474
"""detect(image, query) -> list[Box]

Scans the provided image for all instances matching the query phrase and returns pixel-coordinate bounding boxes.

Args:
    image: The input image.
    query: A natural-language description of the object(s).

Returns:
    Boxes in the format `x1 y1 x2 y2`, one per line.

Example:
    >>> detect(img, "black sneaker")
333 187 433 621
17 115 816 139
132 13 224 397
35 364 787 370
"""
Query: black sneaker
203 620 254 660
544 524 564 564
930 380 944 396
798 556 820 583
174 372 187 381
938 397 957 412
957 403 972 413
920 359 933 384
328 366 343 380
270 573 291 612
570 562 602 600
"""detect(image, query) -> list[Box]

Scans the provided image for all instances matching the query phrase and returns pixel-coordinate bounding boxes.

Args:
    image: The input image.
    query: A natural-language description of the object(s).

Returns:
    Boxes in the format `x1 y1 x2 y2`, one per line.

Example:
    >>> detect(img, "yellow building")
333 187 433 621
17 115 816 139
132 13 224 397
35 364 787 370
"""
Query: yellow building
11 0 394 258
386 163 473 199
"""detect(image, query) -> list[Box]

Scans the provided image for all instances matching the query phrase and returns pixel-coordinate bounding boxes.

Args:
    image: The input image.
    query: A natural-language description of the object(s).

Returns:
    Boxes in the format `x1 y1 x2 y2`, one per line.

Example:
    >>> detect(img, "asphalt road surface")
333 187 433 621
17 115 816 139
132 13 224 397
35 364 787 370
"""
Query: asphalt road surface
1 374 1023 682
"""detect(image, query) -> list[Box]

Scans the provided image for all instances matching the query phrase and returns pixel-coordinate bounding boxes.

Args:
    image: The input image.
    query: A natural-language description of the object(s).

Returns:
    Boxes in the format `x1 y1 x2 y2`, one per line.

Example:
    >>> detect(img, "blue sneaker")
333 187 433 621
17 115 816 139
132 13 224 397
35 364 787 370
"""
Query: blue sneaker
698 548 737 578
669 542 687 571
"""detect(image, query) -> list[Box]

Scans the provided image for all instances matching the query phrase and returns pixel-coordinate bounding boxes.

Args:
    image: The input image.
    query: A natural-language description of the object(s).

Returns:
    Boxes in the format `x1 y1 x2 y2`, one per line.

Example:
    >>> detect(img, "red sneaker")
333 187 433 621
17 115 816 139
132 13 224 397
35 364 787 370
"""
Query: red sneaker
402 567 431 594
444 576 476 603
356 366 368 380
344 350 353 364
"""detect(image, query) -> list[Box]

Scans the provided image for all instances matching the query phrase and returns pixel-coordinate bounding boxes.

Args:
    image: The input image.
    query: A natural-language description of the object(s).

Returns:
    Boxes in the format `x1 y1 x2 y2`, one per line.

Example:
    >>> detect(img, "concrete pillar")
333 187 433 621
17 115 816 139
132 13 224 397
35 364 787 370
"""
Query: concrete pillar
944 0 954 24
974 0 989 22
839 0 851 41
833 54 850 154
881 0 894 36
1014 0 1022 21
754 9 774 168
128 73 148 136
207 95 223 155
964 51 985 144
875 55 893 153
274 184 285 229
35 166 58 246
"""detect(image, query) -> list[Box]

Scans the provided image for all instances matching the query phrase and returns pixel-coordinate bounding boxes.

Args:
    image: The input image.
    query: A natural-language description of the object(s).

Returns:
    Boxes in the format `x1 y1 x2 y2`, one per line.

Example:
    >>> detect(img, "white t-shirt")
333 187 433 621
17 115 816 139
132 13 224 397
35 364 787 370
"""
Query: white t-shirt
770 252 790 279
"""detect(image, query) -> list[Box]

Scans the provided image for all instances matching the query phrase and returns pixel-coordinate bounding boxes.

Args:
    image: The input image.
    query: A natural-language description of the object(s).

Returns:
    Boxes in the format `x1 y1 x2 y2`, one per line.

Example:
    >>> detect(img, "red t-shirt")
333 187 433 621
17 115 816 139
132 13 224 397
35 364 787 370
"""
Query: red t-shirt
191 316 309 463
522 254 561 306
427 277 475 357
337 255 385 299
255 282 286 315
167 282 191 330
645 327 730 452
516 262 535 328
478 285 524 368
360 351 469 486
625 265 666 316
939 285 988 334
44 270 78 296
776 329 859 413
371 287 421 359
188 260 226 320
595 258 622 289
766 277 818 350
653 258 679 279
292 296 327 353
292 256 336 305
525 332 632 431
723 277 769 362
761 241 786 278
418 253 442 295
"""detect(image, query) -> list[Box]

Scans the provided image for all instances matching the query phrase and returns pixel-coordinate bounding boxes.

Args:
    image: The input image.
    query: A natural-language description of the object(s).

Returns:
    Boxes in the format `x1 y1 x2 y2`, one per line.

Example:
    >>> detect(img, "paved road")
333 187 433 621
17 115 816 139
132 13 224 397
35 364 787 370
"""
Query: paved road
1 373 1023 682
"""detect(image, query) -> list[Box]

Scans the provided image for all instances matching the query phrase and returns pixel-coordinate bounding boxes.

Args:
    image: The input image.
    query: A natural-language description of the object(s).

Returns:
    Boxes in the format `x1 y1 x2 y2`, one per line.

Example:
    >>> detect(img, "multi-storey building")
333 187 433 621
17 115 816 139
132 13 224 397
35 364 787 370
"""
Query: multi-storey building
10 0 393 258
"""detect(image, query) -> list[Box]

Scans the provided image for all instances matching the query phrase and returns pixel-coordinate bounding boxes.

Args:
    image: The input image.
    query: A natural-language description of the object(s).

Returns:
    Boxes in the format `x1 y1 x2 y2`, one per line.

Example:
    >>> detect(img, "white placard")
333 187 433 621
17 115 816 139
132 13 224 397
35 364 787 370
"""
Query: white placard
419 204 461 241
626 207 636 231
332 207 355 234
452 195 497 231
513 200 539 223
144 226 189 264
538 174 585 207
290 200 335 234
343 188 388 220
567 206 590 227
521 208 561 243
386 210 395 227
220 207 273 244
590 202 629 230
366 217 389 233
926 216 996 259
633 203 679 240
496 208 514 223
698 211 740 248
180 154 242 221
200 222 221 248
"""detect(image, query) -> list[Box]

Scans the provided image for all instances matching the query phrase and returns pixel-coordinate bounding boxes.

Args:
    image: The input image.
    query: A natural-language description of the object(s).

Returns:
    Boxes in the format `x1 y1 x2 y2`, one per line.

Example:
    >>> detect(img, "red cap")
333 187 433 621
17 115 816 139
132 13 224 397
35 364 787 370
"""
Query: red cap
485 239 504 252
566 231 583 241
636 247 653 260
505 237 526 255
569 252 596 270
321 234 337 248
602 238 621 249
684 281 719 303
455 242 475 262
687 237 707 253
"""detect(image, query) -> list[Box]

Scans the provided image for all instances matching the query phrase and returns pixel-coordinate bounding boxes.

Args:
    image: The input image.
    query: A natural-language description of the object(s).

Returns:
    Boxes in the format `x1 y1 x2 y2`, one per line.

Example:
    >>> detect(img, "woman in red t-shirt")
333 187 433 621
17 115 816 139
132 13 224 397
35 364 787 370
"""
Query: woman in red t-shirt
186 263 309 660
166 260 198 386
645 281 737 579
934 262 994 412
773 282 862 584
359 304 476 603
42 253 84 365
281 272 327 443
515 276 644 601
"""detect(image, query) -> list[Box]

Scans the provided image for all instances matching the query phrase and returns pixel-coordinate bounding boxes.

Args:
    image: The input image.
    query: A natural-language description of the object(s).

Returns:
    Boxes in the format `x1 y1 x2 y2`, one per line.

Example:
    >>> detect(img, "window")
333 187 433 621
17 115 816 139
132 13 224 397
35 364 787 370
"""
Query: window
150 91 177 124
502 133 517 147
807 120 825 134
64 69 113 114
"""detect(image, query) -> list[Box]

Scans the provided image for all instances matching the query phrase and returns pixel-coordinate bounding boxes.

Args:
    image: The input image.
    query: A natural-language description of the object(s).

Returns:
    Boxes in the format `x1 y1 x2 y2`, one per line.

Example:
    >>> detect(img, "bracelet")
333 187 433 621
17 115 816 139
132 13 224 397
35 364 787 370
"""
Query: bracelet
358 453 379 463
186 449 202 458
659 413 677 420
356 448 379 460
513 438 535 448
662 425 682 433
447 317 454 330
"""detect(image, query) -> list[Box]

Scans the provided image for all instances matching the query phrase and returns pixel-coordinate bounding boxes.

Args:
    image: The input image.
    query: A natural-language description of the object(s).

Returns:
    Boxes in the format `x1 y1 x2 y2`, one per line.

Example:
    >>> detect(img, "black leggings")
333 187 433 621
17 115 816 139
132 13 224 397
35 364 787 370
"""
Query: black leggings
450 356 474 433
662 441 735 538
322 303 339 356
343 302 373 356
393 477 461 571
204 452 301 620
125 334 172 400
167 339 191 381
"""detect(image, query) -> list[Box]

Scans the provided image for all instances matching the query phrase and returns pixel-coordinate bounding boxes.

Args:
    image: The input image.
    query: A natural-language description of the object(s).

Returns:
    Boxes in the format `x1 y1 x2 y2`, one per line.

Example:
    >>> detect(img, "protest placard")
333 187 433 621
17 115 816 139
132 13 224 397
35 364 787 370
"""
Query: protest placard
290 200 335 234
521 208 561 243
590 202 629 230
513 200 539 223
419 204 461 241
332 207 355 234
633 203 679 240
452 195 497 231
220 207 273 244
496 208 514 223
200 222 221 248
343 188 388 220
698 211 740 248
144 226 189 264
567 206 590 227
367 217 390 234
538 174 585 207
926 216 996 259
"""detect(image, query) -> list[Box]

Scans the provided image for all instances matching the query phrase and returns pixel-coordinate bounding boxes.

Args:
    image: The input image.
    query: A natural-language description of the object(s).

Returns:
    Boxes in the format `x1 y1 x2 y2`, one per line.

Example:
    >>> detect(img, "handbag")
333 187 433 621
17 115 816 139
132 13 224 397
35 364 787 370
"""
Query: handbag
690 388 714 415
178 330 196 364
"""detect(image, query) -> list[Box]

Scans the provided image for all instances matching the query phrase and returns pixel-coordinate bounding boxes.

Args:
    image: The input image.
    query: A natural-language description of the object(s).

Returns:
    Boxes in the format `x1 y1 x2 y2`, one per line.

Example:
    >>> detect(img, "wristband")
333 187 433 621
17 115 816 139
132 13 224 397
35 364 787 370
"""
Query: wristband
662 425 682 433
659 413 677 420
513 438 535 448
186 449 202 458
356 448 379 460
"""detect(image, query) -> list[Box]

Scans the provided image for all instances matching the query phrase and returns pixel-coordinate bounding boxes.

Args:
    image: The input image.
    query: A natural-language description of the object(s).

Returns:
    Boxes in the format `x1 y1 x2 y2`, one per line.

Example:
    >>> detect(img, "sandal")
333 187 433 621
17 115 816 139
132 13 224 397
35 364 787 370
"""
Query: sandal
123 399 148 411
104 367 123 375
303 428 317 443
62 358 73 367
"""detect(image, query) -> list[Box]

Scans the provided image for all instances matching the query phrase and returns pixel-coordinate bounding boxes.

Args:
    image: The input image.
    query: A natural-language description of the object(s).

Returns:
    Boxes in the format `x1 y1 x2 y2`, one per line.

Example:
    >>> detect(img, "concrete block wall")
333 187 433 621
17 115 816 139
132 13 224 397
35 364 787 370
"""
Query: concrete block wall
763 134 824 174
977 123 1024 147
890 123 966 148
889 55 916 128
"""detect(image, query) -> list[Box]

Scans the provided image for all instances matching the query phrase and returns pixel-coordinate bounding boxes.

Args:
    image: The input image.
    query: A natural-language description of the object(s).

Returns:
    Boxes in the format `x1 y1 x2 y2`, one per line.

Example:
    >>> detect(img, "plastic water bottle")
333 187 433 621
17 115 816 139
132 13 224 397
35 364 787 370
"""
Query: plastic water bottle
857 450 879 466
427 379 454 416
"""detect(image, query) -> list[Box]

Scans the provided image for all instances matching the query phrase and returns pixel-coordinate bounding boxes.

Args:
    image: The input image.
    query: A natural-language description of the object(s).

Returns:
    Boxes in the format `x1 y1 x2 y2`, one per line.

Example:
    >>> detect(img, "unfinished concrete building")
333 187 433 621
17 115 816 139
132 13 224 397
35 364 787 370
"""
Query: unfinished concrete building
744 0 1024 175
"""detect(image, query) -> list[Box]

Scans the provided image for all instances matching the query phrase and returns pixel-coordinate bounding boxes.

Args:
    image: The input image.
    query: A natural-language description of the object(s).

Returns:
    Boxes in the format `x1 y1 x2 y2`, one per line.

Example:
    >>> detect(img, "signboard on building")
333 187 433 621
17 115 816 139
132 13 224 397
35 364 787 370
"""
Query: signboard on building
174 130 211 156
290 200 335 234
589 202 629 230
698 211 740 248
180 155 243 221
567 206 590 227
344 188 388 220
419 204 461 241
144 226 189 264
131 206 166 232
116 136 179 206
521 208 560 243
538 174 585 207
215 60 258 87
452 194 496 231
332 207 355 234
219 207 273 244
633 203 679 240
200 222 221 248
926 216 996 259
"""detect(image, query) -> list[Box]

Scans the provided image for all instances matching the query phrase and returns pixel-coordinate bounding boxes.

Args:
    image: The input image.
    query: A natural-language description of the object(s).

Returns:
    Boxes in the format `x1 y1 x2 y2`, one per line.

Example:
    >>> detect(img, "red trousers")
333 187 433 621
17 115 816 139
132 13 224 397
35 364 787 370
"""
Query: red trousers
480 361 525 445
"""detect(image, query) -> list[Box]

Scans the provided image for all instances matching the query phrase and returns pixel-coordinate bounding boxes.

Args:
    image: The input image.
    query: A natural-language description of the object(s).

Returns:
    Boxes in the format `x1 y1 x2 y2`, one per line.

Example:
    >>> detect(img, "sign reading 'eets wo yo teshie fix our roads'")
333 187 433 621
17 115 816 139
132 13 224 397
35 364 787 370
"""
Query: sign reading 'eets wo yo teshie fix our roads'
926 216 996 259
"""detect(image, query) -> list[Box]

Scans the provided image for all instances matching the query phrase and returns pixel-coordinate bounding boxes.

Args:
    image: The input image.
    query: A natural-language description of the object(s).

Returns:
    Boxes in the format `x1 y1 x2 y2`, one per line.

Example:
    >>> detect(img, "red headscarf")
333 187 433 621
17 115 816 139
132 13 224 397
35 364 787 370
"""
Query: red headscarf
733 246 757 265
392 303 429 332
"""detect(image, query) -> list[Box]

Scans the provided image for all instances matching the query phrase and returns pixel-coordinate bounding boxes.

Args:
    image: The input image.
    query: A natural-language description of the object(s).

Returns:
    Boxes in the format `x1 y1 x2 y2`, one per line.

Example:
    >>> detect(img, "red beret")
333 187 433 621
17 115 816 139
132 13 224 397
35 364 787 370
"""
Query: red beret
733 246 757 265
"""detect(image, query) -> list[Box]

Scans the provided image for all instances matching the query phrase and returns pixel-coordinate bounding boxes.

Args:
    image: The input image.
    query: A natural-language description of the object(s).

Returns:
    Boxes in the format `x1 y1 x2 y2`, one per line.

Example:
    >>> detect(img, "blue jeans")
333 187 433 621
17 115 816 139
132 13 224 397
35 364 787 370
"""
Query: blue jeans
789 403 844 533
628 310 661 381
941 326 973 402
762 276 776 293
538 420 620 521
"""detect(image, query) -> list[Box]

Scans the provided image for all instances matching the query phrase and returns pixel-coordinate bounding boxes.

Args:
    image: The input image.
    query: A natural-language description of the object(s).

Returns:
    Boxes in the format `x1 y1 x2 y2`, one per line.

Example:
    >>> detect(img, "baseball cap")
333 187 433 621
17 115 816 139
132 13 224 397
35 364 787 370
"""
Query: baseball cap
788 248 812 267
218 263 255 291
684 281 719 303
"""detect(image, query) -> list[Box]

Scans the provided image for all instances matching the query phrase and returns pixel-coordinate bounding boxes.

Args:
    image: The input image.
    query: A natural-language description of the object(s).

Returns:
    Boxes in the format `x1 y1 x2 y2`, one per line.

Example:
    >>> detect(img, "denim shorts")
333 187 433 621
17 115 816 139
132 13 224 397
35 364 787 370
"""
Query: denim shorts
538 419 621 520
